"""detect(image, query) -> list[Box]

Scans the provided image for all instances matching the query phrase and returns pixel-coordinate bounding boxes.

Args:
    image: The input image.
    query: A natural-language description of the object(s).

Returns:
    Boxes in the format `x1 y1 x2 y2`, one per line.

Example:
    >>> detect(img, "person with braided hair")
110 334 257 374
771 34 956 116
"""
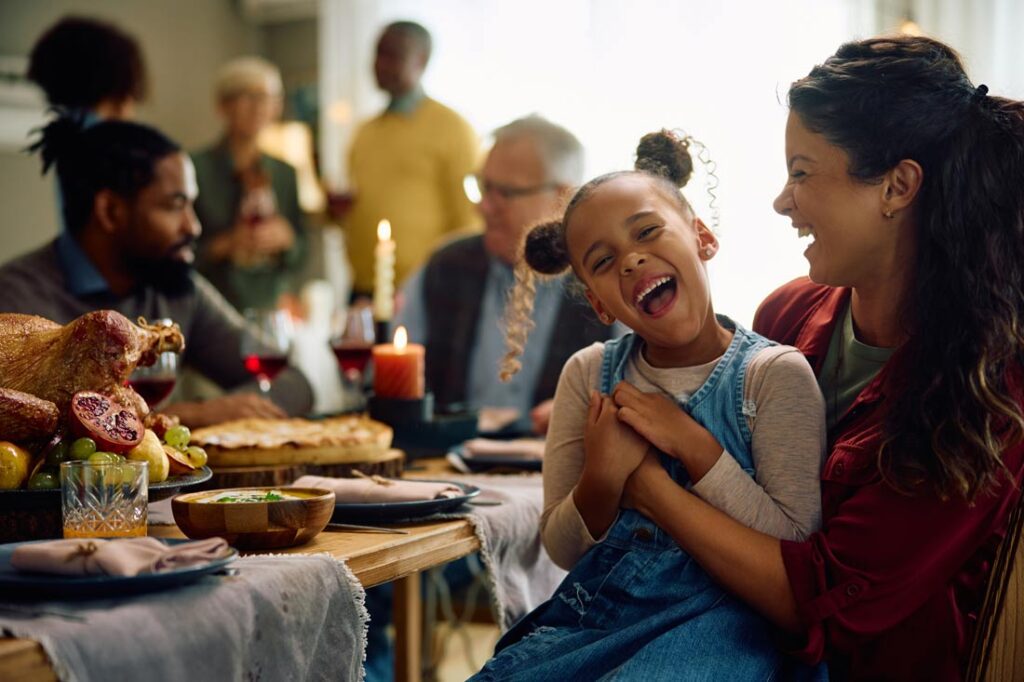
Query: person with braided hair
0 116 313 427
471 130 827 680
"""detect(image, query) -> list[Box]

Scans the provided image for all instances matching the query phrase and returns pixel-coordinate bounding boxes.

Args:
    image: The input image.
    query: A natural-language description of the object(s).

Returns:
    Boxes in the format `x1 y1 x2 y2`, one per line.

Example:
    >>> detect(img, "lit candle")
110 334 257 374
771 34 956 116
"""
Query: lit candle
372 326 425 399
373 219 395 322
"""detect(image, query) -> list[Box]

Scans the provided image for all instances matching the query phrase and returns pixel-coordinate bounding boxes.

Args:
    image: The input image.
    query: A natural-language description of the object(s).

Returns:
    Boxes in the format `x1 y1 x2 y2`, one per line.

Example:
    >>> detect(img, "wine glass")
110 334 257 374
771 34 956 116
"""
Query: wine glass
127 318 178 410
127 351 178 410
329 306 375 409
241 308 294 394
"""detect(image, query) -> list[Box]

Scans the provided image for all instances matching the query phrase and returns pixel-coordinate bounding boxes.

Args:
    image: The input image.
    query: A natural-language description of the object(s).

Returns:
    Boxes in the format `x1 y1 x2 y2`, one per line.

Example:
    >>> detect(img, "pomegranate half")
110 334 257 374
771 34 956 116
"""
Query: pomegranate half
69 391 144 454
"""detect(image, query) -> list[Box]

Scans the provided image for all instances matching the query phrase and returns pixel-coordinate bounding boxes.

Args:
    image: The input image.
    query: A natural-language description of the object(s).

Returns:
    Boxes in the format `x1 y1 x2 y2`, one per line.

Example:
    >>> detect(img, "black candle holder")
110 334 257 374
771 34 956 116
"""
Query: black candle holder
368 392 478 459
367 392 434 425
374 319 390 345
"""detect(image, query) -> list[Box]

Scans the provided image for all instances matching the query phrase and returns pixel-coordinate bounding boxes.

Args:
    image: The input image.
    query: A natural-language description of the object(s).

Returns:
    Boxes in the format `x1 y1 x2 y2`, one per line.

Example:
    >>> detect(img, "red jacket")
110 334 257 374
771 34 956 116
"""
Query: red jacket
754 278 1024 681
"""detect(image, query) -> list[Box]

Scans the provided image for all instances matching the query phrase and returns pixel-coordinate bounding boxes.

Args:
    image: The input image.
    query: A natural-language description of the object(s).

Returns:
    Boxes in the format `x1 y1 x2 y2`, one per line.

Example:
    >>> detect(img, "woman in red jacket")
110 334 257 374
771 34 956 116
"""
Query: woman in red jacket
615 36 1024 680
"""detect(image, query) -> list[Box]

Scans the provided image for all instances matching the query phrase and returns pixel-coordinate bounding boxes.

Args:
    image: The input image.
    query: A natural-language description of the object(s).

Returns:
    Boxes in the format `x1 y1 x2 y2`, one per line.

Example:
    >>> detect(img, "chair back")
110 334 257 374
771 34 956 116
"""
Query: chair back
966 489 1024 681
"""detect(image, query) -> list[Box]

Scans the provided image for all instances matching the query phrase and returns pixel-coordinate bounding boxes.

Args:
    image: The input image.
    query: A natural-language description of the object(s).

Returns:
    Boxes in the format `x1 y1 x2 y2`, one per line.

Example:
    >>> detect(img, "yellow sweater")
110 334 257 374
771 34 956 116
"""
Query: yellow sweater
347 97 480 293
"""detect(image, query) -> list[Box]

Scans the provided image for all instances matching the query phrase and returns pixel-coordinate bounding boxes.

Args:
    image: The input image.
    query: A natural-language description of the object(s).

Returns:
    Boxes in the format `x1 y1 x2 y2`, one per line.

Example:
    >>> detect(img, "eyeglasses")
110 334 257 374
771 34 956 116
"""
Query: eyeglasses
464 174 559 203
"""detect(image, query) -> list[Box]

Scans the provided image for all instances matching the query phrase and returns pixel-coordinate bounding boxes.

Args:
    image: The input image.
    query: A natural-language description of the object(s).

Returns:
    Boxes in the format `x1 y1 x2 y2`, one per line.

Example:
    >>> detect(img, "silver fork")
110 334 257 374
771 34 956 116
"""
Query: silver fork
324 523 411 535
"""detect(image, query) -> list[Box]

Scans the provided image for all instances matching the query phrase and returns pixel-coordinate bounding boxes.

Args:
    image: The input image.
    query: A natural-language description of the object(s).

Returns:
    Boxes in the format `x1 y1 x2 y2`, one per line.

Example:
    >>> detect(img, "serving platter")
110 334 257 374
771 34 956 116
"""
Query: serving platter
0 467 213 542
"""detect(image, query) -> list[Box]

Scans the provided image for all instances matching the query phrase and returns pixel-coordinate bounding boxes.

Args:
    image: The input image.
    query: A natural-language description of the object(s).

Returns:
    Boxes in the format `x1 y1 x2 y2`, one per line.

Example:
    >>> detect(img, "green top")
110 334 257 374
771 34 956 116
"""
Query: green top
387 85 425 115
190 140 308 311
818 300 895 430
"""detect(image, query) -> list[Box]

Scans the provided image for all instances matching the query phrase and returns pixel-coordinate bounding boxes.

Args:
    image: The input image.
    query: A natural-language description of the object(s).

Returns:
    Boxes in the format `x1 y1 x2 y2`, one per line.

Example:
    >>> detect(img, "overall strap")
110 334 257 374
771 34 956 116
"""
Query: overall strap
599 333 640 394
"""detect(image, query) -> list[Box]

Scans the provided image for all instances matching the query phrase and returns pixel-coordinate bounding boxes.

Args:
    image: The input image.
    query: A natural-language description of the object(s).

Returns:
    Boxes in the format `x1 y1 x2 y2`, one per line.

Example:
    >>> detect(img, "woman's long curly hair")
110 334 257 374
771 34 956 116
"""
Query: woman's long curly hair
500 130 696 381
790 35 1024 500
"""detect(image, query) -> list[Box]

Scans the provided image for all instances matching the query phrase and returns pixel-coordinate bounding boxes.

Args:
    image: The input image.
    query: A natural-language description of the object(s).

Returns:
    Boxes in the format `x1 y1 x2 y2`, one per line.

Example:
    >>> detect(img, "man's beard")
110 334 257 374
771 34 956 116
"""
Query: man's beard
131 256 195 296
127 237 196 296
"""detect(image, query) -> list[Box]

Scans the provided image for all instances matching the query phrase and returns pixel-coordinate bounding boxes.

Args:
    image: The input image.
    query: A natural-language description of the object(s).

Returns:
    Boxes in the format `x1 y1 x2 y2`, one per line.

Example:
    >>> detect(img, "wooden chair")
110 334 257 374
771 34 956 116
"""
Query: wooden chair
966 491 1024 681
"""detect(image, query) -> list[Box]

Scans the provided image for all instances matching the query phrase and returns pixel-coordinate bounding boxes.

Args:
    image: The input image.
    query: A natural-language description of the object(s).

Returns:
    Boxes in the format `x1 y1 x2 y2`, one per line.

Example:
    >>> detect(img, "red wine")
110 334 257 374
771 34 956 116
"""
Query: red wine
331 342 373 374
127 377 176 407
244 353 289 380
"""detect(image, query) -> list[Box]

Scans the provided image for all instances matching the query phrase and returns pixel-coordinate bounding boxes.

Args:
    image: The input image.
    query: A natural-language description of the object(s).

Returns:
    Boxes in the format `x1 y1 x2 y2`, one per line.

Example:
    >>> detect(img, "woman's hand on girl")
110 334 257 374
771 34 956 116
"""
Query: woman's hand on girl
612 381 725 483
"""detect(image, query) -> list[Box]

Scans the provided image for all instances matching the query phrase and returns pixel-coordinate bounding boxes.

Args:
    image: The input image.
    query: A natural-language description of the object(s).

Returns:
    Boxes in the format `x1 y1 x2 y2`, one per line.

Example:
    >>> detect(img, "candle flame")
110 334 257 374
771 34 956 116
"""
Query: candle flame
393 325 408 350
377 219 391 241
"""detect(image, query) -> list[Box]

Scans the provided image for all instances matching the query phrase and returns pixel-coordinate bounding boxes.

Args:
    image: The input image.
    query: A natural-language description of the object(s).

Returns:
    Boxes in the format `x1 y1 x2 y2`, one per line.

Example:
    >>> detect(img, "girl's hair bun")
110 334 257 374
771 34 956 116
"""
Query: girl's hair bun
524 220 570 275
635 130 693 188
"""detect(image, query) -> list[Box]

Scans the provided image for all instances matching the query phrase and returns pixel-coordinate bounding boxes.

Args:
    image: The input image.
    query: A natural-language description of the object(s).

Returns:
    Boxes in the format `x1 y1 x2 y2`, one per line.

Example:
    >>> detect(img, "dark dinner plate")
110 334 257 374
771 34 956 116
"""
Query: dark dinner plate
0 538 237 599
449 446 542 473
331 479 480 523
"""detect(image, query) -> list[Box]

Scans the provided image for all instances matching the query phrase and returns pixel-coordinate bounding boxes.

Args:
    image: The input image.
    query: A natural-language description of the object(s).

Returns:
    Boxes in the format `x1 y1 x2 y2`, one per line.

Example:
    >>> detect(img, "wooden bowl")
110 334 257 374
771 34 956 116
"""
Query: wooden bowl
171 487 335 550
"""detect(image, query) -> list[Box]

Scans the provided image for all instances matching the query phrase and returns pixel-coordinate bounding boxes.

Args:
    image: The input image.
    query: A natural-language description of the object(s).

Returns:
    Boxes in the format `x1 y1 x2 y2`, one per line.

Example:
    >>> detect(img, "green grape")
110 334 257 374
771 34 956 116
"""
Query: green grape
70 437 97 460
45 440 70 467
184 446 208 468
164 426 191 448
28 472 59 490
88 451 119 464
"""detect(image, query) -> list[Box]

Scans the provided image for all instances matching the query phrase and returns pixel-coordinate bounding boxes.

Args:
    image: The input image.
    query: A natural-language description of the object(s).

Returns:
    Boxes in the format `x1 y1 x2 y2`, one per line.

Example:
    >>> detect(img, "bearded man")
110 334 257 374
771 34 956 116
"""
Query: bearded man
0 117 312 426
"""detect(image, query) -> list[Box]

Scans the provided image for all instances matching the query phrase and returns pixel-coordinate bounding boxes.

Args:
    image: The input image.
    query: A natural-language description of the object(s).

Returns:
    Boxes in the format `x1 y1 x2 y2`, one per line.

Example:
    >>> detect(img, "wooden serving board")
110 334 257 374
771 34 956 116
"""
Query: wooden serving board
209 449 405 489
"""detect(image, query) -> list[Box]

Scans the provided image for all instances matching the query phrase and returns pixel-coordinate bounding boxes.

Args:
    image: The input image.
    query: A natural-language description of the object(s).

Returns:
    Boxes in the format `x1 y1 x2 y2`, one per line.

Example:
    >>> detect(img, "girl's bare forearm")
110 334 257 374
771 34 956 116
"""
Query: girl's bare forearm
573 467 624 539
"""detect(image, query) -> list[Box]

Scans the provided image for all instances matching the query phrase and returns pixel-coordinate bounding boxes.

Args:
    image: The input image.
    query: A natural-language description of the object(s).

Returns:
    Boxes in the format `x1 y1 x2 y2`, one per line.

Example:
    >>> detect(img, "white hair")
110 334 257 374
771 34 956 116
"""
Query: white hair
215 56 282 100
493 115 584 187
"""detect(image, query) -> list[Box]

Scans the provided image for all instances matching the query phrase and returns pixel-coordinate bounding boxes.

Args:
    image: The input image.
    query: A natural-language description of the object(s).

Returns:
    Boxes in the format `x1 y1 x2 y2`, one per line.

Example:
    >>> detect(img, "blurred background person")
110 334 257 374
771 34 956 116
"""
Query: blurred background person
395 115 616 435
192 57 309 312
27 15 147 122
344 20 479 297
0 115 312 427
26 15 149 240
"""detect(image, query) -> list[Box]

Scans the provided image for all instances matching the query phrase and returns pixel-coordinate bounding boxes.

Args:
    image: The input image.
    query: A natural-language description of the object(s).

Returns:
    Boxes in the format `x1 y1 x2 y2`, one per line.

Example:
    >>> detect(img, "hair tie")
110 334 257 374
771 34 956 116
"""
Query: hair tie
972 84 989 103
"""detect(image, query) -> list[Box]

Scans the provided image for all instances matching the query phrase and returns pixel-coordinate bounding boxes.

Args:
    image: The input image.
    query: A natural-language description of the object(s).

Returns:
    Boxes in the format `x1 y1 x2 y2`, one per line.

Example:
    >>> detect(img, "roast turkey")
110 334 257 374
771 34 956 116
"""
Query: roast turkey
0 311 185 443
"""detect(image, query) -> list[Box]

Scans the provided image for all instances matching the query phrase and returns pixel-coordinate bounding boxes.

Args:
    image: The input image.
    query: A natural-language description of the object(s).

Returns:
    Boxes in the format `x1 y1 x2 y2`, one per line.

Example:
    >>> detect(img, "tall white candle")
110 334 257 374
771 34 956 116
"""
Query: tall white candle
373 219 395 321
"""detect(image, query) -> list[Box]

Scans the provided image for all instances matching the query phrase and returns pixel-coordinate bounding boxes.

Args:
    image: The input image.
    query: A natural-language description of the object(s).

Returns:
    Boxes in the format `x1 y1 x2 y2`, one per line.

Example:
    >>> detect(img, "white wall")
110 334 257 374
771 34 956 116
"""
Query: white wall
319 0 878 325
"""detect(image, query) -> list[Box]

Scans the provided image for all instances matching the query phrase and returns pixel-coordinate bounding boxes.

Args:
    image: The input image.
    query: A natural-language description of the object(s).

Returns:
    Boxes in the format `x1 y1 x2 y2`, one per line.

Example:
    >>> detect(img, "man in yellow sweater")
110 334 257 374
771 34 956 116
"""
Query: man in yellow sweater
346 20 480 296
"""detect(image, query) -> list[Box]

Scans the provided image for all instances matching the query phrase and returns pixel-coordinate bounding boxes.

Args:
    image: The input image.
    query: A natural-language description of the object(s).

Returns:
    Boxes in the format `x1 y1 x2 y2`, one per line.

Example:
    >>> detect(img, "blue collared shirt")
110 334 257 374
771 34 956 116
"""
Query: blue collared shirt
54 231 109 296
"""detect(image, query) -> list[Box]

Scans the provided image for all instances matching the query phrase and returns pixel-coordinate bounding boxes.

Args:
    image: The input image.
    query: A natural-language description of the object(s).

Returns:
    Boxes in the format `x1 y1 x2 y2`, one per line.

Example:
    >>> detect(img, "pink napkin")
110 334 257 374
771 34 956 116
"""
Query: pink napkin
463 438 546 460
293 475 463 503
11 537 231 577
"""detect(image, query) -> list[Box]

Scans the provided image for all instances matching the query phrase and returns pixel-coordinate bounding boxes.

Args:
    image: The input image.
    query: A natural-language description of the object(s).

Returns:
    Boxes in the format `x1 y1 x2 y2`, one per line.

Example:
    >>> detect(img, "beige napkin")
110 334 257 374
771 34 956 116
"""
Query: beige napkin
463 438 546 460
294 474 463 503
477 407 521 433
11 537 231 577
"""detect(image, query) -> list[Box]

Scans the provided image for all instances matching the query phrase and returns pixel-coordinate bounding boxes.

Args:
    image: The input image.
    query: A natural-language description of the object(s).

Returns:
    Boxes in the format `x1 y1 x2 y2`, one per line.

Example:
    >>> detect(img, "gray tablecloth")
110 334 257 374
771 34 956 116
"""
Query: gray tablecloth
0 553 367 682
440 472 566 630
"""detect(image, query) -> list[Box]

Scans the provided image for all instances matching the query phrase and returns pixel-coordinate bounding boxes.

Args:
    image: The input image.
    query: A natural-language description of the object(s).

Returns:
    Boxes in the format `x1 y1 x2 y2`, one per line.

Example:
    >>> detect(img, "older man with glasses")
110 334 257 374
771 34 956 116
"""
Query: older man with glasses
393 115 617 435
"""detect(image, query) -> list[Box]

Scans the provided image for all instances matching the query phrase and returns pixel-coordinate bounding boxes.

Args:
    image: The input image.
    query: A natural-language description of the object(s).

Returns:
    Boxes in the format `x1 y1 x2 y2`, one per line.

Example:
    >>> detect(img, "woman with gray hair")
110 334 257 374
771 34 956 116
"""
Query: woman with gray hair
191 56 308 311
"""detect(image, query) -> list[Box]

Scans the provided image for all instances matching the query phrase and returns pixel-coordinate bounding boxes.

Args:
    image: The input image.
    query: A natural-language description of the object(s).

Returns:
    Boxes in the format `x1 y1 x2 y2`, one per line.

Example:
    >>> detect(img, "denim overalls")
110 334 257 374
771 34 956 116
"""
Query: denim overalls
472 319 817 681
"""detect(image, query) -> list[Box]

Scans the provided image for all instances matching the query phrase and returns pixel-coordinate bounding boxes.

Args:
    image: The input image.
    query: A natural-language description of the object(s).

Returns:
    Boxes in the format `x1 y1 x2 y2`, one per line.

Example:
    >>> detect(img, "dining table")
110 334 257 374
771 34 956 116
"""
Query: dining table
0 458 483 682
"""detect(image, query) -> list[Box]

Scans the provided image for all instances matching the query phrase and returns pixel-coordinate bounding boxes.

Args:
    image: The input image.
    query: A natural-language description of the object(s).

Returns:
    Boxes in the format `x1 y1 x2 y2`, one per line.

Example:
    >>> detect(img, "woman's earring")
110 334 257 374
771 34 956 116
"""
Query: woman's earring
703 247 714 258
883 209 895 219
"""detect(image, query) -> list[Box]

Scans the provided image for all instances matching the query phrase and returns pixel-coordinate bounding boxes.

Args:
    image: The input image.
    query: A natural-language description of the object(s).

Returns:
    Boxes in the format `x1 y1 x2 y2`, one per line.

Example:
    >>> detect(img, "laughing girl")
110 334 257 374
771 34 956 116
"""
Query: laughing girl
471 131 826 680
